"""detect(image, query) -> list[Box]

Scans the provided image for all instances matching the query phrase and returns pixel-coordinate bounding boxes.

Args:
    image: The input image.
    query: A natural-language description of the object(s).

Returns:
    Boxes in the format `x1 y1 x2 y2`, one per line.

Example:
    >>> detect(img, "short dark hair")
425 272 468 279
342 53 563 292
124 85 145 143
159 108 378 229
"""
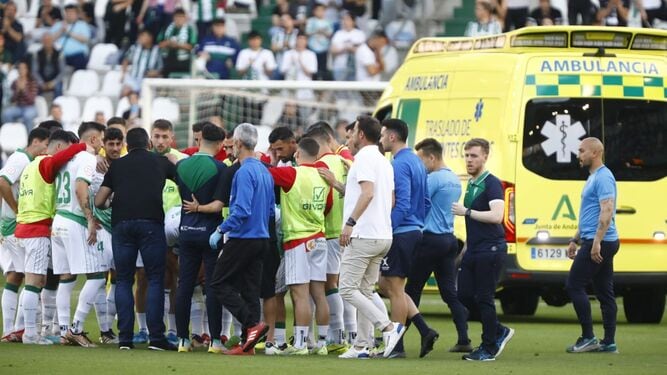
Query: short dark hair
107 117 127 128
225 130 233 139
345 122 355 132
127 128 150 151
415 138 443 160
298 137 320 158
104 127 124 142
49 130 73 145
173 7 186 16
201 123 225 142
213 18 226 25
28 128 50 145
152 119 173 132
66 131 80 144
78 122 106 138
381 118 408 143
464 138 490 155
38 120 63 133
191 122 205 133
304 122 333 143
356 116 381 144
139 29 154 39
64 4 78 11
370 30 388 40
248 30 262 40
268 126 295 144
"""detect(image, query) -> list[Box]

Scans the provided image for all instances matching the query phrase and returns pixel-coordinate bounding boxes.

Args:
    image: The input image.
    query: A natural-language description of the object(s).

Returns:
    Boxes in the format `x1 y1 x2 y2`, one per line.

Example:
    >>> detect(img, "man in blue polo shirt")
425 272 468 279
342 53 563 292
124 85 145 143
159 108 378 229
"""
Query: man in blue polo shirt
565 137 619 354
209 123 275 355
378 119 438 359
452 138 514 361
405 138 472 354
173 123 226 353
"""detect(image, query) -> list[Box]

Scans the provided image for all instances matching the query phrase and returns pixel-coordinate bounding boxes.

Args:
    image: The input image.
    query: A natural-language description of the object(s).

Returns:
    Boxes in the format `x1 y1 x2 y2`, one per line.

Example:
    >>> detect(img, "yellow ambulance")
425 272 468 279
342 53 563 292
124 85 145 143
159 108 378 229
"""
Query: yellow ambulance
375 26 667 323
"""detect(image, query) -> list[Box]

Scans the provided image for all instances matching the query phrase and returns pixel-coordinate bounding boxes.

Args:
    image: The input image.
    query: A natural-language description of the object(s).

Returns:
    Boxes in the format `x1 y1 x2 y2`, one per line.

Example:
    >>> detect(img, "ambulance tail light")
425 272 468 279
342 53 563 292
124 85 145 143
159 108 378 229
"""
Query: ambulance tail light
502 181 516 243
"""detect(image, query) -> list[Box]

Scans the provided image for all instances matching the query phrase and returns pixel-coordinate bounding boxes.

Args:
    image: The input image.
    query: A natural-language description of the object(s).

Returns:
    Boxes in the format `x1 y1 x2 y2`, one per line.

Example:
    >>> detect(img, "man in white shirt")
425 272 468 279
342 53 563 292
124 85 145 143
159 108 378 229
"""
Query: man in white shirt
330 12 366 81
337 116 405 359
355 31 388 83
236 31 277 81
280 33 318 101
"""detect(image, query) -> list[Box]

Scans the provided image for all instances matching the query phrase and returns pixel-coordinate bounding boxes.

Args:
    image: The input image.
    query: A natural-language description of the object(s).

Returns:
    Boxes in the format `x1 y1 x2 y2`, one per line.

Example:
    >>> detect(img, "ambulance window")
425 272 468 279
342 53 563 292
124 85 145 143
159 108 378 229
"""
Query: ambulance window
522 98 602 181
601 99 667 182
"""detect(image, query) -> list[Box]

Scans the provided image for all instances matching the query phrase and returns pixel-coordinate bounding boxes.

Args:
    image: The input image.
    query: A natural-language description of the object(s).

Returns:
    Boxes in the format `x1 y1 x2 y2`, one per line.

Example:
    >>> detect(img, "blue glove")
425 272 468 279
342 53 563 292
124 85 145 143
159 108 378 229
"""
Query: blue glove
209 229 223 250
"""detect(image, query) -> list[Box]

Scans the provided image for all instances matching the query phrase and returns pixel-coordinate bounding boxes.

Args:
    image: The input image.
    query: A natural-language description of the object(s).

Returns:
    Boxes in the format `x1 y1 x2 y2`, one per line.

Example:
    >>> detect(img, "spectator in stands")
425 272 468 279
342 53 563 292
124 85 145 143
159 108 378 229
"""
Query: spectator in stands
271 13 299 78
330 12 365 81
280 32 317 100
355 30 387 83
195 0 223 40
95 111 107 125
597 0 631 26
306 3 333 80
503 0 530 31
36 0 63 29
50 4 92 70
121 29 162 96
103 0 141 47
568 0 596 25
272 0 290 21
465 1 503 37
122 91 142 121
196 18 240 80
527 0 563 26
1 1 24 63
47 104 63 123
277 101 305 134
2 61 39 131
78 0 96 36
159 8 197 78
385 14 417 50
138 0 180 38
237 30 276 81
289 0 311 29
32 33 65 99
638 0 667 26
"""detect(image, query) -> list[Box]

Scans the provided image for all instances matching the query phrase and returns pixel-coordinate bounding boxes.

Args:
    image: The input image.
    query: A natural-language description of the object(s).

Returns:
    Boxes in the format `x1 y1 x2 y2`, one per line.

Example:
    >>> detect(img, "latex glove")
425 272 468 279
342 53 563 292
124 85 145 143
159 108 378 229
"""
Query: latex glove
209 229 223 250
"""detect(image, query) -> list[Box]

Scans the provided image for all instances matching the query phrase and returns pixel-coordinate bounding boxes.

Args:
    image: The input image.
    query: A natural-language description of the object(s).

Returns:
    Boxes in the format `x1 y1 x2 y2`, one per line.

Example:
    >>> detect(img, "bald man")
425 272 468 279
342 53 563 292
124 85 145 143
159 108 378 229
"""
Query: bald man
565 137 619 354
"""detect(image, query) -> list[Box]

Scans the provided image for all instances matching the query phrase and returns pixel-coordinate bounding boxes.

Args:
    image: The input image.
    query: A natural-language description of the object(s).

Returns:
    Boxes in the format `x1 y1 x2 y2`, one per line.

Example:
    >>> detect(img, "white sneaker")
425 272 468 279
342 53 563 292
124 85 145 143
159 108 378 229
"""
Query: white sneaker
338 346 370 359
382 322 406 358
264 342 285 355
23 334 54 345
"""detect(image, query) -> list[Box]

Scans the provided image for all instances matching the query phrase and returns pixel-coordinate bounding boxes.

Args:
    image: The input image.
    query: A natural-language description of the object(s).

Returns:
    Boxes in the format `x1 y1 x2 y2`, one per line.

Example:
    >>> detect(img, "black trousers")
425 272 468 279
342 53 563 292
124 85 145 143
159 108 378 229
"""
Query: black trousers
504 7 529 31
405 233 469 343
457 249 507 353
568 0 595 25
566 239 620 343
210 238 268 331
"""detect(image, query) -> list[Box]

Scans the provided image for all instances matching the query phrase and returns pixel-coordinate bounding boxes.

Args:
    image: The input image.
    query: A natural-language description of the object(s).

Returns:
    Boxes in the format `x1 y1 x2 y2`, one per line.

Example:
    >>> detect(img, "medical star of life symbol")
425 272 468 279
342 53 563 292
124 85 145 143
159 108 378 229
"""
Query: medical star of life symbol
541 114 586 163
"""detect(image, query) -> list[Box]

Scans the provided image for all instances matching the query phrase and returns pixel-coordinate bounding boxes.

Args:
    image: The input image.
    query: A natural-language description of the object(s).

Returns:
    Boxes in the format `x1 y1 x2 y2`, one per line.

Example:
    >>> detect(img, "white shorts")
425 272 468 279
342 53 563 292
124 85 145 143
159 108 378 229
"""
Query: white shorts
164 207 181 248
274 256 287 294
20 237 51 275
0 235 24 274
97 228 114 270
51 216 108 275
284 237 327 285
326 238 342 275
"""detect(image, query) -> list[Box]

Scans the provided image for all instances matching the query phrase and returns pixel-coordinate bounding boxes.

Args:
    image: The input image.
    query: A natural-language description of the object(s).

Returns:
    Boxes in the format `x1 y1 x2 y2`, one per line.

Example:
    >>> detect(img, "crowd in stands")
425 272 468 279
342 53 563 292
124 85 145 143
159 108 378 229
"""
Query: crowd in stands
466 0 667 37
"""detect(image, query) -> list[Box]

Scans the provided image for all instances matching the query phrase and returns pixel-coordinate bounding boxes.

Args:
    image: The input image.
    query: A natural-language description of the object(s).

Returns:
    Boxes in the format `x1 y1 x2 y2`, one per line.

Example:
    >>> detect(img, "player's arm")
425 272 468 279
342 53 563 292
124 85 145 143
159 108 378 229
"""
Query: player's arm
268 166 296 191
183 194 223 214
218 170 254 233
0 176 17 214
594 198 615 244
38 143 88 182
391 163 411 230
95 186 112 209
318 168 345 195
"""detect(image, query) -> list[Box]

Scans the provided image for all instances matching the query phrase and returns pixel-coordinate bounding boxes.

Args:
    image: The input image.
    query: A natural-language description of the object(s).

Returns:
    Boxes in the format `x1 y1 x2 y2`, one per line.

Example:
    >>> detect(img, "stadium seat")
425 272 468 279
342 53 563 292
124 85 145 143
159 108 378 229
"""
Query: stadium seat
94 0 109 19
34 95 49 120
82 96 114 122
66 69 100 97
5 68 18 88
0 123 29 154
15 0 27 17
53 96 82 129
260 97 286 126
101 70 123 98
87 43 119 71
151 97 180 124
115 96 130 117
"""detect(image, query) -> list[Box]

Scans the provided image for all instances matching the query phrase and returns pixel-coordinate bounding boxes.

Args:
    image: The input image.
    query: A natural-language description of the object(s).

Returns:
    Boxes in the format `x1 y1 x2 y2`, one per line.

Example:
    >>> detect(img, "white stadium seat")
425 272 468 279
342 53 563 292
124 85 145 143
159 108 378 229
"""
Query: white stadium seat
15 0 28 17
151 97 180 124
95 0 110 19
101 70 123 98
66 69 100 97
87 43 119 71
82 96 114 122
0 123 29 154
115 96 130 117
34 95 49 120
53 95 81 129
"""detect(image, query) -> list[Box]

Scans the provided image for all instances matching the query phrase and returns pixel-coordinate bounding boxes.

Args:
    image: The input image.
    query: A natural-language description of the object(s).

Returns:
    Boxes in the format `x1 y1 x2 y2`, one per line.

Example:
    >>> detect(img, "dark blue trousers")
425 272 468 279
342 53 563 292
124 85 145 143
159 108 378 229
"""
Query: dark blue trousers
566 239 620 344
112 220 167 345
405 232 469 343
